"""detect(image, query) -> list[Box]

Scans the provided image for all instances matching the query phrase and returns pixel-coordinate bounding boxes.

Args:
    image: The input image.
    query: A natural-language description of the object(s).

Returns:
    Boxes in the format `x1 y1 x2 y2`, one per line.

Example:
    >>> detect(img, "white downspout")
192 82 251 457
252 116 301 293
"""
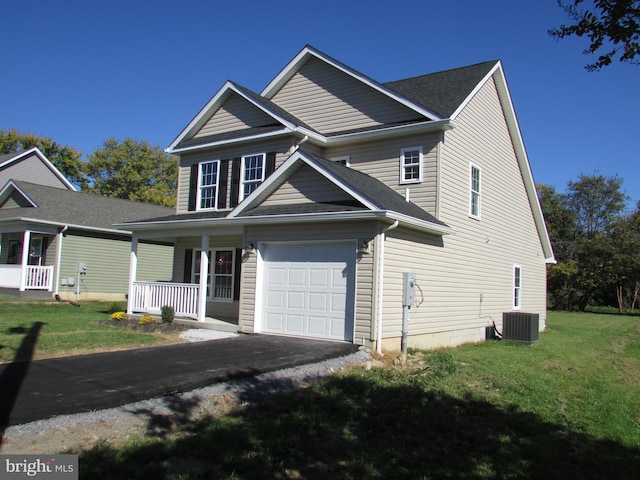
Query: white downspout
376 220 399 354
54 226 68 295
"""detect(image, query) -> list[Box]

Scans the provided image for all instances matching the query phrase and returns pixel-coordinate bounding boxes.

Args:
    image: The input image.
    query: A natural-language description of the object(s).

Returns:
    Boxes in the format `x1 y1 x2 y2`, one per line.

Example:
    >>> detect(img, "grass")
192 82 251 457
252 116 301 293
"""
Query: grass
2 301 638 478
0 296 183 363
75 311 640 479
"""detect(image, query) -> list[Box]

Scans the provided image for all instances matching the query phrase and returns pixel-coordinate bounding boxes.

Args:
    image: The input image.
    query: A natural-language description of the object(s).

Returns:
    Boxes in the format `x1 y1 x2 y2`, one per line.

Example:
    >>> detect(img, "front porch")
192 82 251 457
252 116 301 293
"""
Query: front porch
0 264 53 291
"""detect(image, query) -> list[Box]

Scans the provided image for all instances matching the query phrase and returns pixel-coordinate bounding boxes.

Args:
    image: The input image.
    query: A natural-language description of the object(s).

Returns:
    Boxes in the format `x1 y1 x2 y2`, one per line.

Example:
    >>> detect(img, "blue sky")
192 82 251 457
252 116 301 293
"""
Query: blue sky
1 0 638 204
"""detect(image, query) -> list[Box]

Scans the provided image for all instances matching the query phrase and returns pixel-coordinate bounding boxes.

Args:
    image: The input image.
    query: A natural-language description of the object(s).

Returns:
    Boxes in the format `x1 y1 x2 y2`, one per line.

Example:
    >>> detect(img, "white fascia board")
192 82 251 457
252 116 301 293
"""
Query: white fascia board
167 127 293 154
0 147 77 191
117 210 454 237
322 119 456 145
261 46 443 121
491 65 556 263
0 217 131 236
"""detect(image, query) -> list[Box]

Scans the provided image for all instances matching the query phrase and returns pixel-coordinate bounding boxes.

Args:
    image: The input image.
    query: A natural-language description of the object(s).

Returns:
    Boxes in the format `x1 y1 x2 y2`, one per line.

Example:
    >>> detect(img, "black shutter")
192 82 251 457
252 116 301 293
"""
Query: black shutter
265 152 276 178
229 158 241 207
218 159 229 209
184 248 193 283
233 248 242 301
188 164 198 211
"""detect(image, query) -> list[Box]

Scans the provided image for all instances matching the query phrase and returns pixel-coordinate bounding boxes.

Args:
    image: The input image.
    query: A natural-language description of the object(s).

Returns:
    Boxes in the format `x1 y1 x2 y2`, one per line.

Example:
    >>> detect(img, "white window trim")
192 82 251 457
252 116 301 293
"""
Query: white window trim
194 248 235 302
400 147 423 184
239 153 266 202
197 160 220 211
469 163 481 219
513 265 522 310
332 155 350 167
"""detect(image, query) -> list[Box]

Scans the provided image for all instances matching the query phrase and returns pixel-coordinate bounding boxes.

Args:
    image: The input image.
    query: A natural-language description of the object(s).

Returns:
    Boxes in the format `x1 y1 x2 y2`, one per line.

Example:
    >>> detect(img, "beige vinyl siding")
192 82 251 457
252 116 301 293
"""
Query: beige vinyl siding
379 76 547 341
261 164 354 206
194 93 276 138
176 137 296 214
270 57 420 134
0 153 70 190
325 132 440 215
58 233 173 297
241 221 377 343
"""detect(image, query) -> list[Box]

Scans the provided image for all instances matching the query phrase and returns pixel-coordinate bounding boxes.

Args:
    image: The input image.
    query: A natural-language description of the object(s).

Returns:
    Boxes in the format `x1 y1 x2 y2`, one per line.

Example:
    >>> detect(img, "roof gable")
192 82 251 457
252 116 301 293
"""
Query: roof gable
0 147 77 191
228 149 453 235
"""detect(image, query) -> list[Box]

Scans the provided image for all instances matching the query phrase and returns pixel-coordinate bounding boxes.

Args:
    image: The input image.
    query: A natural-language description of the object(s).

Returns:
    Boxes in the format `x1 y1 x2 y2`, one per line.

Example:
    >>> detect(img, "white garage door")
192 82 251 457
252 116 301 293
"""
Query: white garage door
261 242 355 341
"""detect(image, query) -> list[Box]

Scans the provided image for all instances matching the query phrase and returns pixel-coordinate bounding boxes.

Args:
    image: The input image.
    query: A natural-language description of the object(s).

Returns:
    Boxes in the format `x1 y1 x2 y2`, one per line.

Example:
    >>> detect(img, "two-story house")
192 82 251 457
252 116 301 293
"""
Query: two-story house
119 45 554 352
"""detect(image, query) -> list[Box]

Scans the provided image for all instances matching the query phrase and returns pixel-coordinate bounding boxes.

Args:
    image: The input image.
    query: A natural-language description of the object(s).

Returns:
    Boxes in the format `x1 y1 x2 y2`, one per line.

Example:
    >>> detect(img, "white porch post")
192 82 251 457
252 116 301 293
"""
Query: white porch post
19 230 31 291
127 235 138 315
53 227 66 295
197 234 210 322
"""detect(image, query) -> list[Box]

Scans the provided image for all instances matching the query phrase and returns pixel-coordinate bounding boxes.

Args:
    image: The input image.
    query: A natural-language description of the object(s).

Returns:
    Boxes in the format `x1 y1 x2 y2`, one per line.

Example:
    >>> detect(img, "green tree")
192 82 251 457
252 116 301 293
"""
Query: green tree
609 202 640 311
84 138 177 207
549 0 640 70
0 129 86 189
539 175 630 310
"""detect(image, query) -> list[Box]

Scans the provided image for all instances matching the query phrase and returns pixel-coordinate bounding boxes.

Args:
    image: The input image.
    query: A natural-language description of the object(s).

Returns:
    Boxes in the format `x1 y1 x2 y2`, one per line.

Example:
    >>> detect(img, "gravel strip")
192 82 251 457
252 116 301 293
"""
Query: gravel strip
1 348 371 454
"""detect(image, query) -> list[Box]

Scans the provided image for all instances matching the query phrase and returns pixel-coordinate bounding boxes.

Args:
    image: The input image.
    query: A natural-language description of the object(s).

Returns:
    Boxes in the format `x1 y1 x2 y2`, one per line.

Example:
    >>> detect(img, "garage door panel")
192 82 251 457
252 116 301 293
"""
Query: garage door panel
262 242 355 341
287 291 306 309
308 292 329 311
286 315 304 333
308 316 328 334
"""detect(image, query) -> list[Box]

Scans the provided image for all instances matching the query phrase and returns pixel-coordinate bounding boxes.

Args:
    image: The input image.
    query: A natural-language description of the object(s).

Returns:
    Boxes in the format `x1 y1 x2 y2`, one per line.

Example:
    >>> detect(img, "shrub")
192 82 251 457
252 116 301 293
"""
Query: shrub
138 315 157 326
110 311 129 321
108 302 126 315
161 305 175 324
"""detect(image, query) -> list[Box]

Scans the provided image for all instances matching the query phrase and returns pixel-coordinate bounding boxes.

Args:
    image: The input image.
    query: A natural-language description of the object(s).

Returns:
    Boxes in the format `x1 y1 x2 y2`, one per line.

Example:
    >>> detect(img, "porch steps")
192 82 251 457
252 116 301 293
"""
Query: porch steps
174 317 239 334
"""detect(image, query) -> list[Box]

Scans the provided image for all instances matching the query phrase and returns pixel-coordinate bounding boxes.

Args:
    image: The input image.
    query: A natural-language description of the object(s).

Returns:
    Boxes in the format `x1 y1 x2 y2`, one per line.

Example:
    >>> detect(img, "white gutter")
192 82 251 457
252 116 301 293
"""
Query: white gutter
0 217 134 236
376 220 399 354
116 210 455 237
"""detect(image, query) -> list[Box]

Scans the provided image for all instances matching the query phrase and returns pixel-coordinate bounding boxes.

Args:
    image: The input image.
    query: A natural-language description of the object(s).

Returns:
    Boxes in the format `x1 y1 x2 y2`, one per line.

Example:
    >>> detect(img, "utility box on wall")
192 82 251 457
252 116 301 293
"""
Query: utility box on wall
502 312 539 344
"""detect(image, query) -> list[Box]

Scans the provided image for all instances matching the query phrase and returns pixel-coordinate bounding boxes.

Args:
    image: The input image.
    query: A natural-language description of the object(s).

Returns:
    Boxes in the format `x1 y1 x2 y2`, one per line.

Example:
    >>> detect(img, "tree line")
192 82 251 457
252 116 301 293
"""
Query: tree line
539 175 640 312
0 129 177 207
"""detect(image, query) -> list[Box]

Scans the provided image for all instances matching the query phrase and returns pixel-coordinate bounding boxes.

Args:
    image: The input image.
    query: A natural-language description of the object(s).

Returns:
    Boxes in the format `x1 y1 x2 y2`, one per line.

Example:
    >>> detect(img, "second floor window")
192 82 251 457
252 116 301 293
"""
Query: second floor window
241 153 266 201
470 163 481 219
400 147 423 184
198 160 220 210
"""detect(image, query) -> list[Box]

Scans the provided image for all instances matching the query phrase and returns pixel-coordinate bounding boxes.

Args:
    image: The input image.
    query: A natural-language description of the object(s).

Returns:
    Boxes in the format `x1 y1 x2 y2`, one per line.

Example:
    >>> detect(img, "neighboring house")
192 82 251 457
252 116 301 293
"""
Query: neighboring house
118 45 554 351
0 147 77 191
0 174 175 301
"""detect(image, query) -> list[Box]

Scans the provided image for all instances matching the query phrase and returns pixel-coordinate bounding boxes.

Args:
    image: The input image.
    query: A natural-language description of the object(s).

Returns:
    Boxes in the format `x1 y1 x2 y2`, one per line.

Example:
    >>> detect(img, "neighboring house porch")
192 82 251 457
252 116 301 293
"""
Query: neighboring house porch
0 230 56 293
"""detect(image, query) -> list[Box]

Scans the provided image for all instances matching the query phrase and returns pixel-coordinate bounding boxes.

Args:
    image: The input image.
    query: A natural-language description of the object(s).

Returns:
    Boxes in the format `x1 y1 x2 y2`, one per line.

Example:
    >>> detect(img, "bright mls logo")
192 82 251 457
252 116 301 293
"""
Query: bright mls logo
1 455 78 479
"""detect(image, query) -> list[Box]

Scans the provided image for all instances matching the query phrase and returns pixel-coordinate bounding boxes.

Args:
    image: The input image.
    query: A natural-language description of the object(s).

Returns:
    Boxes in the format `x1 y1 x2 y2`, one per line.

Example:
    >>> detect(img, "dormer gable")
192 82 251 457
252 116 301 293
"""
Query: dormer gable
0 180 38 209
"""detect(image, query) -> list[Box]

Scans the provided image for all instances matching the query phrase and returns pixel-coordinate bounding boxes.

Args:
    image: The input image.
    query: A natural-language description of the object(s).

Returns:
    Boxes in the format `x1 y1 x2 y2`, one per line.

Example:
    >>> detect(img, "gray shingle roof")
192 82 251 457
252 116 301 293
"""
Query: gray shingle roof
384 61 498 118
299 151 449 227
0 181 175 231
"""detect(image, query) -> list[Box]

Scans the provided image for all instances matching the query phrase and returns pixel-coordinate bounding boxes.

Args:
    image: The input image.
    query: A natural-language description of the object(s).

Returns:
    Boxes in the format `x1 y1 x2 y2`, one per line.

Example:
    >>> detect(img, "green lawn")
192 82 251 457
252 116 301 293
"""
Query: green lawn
76 311 640 480
0 297 179 363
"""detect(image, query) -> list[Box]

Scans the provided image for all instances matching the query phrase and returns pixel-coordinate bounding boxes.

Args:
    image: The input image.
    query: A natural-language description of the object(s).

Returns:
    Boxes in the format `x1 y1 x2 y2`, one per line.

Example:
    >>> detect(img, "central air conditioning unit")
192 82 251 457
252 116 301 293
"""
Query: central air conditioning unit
502 312 539 344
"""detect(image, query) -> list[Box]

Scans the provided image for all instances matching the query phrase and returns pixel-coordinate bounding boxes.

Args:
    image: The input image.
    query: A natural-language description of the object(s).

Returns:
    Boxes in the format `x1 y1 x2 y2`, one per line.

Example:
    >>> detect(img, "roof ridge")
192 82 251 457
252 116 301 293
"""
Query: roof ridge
384 60 500 85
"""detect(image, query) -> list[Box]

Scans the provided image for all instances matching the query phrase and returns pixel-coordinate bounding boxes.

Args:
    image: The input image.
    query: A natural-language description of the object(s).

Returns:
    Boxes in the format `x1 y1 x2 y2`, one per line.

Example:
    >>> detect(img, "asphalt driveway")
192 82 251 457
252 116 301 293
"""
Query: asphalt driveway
0 334 359 427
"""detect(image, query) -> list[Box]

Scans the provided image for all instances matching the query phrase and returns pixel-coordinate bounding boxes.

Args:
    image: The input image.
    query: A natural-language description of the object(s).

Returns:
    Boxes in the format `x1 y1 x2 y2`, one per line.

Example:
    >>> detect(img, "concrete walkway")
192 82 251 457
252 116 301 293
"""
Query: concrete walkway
0 334 359 426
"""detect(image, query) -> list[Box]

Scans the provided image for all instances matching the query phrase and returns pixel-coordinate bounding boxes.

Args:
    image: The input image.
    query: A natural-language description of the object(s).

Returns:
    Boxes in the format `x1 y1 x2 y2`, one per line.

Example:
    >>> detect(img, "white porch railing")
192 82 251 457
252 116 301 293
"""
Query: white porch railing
0 265 53 290
130 281 199 318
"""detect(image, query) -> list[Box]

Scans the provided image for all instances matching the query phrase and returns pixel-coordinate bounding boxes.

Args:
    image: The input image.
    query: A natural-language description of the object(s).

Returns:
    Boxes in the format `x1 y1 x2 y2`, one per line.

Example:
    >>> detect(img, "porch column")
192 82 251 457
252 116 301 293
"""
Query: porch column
127 235 138 315
19 230 31 291
197 234 210 322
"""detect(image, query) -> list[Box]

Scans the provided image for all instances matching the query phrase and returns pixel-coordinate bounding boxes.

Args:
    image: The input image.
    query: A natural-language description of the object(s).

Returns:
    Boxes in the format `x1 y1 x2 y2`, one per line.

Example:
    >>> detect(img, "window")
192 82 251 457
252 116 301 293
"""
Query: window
513 265 522 310
332 155 350 167
194 249 235 301
400 147 423 184
469 164 481 219
198 160 220 210
240 153 266 201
